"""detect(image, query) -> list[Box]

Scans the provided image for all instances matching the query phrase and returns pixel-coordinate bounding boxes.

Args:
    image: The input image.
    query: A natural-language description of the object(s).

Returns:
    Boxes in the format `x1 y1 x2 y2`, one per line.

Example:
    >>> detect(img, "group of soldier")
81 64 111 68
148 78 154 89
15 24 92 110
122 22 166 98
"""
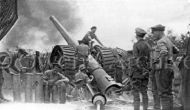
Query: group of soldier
0 25 104 104
0 24 185 110
0 48 91 103
71 24 182 110
81 25 181 110
131 24 180 110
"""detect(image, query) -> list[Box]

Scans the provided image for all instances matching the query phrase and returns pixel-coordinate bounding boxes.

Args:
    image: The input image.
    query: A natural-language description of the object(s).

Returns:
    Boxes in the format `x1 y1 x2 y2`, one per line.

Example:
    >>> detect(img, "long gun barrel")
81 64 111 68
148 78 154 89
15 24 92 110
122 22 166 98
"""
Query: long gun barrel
49 16 78 49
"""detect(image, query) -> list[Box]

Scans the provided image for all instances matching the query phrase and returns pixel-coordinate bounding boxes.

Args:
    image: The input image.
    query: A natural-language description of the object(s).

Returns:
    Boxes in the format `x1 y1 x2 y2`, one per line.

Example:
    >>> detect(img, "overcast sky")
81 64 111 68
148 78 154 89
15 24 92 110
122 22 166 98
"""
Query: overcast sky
1 0 190 52
73 0 190 50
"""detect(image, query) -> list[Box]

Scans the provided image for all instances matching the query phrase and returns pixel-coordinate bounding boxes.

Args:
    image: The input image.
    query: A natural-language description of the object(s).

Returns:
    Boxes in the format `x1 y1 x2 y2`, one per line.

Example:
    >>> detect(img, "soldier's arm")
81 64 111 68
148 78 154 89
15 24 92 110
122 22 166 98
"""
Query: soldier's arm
94 35 104 46
157 41 168 57
133 44 138 58
157 41 168 69
3 68 10 73
48 72 60 84
42 70 52 80
146 41 152 59
1 56 10 67
173 45 179 54
85 32 92 40
57 72 69 82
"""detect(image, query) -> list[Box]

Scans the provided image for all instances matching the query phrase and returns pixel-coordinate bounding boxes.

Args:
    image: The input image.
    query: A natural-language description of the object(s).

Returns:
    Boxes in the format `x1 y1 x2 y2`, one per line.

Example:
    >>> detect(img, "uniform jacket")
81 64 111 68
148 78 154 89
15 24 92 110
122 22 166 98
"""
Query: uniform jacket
81 31 97 45
133 39 151 59
132 39 151 79
153 35 175 69
75 71 89 83
157 36 174 60
43 69 67 85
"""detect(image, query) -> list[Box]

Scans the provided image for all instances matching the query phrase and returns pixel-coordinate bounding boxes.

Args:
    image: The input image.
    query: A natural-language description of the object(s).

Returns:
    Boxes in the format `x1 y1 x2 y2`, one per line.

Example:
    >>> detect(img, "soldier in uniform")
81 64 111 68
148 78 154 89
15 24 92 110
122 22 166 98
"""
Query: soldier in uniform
81 26 103 47
0 69 9 103
9 48 28 74
115 53 125 84
151 24 178 110
0 49 27 103
131 28 151 110
72 64 92 101
0 52 11 102
150 45 161 110
43 65 69 103
76 43 90 67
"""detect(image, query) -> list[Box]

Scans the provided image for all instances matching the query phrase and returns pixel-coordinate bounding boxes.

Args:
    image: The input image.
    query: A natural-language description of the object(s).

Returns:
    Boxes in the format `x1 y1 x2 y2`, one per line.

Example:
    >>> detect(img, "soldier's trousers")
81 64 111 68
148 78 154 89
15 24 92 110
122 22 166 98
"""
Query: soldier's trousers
132 79 149 110
44 83 66 103
155 69 174 110
115 69 123 84
151 70 161 110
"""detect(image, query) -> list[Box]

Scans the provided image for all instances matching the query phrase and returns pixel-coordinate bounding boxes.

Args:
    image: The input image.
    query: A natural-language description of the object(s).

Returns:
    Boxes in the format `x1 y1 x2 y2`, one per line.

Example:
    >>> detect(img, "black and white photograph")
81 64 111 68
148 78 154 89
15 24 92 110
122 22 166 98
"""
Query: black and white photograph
0 0 190 110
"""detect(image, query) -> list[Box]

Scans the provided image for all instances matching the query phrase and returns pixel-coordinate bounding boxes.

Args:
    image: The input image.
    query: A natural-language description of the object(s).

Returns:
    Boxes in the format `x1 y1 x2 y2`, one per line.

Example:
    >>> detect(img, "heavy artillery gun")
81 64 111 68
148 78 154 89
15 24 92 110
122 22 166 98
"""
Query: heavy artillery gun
49 16 130 80
49 16 125 107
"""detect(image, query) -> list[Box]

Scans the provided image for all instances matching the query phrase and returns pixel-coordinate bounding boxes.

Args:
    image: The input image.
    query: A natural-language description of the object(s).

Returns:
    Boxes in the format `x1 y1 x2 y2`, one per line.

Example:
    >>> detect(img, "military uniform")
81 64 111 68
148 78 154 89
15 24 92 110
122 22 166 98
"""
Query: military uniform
76 44 89 58
150 45 161 110
9 53 21 74
151 24 176 110
131 28 151 110
115 55 125 84
81 31 97 46
9 49 28 74
0 52 12 102
43 68 69 103
76 44 90 67
72 64 91 100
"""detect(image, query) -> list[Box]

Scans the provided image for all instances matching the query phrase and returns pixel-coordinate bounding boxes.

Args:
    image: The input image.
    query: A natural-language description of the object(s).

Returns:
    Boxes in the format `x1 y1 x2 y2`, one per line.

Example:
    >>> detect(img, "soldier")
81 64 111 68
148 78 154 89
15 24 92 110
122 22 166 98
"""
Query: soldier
131 28 151 110
0 69 10 103
43 65 69 103
9 48 28 74
76 43 90 67
151 24 178 110
150 45 161 110
75 64 89 86
72 64 92 101
115 53 125 84
81 26 103 47
0 52 11 103
34 51 41 73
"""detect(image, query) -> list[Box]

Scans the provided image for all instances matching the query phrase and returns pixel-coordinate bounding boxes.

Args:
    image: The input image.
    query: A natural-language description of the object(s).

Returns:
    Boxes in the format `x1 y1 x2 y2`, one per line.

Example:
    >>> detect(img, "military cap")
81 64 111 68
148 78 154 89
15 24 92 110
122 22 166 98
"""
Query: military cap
18 48 28 55
151 24 165 31
91 26 97 30
135 28 147 37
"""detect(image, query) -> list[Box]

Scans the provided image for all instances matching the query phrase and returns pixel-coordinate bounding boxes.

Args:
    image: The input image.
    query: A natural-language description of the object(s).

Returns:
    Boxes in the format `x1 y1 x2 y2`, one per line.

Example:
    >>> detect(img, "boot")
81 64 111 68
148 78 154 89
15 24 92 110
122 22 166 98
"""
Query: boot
142 92 148 110
133 90 140 110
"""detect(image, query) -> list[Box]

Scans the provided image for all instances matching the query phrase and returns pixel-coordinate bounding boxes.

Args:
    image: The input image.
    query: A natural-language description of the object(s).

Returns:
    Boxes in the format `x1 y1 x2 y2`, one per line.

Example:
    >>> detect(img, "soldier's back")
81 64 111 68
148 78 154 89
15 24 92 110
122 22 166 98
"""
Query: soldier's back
134 39 151 58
